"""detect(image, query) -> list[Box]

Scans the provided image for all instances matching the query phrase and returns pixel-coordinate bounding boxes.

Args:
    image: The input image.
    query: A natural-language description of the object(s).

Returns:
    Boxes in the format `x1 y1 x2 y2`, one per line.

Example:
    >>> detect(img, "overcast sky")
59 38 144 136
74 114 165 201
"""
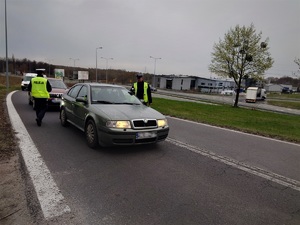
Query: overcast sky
1 0 299 78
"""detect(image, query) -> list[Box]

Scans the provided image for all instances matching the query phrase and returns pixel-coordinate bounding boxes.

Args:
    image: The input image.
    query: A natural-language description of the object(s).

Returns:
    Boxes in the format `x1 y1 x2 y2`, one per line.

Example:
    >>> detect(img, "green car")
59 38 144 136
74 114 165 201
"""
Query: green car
60 83 169 148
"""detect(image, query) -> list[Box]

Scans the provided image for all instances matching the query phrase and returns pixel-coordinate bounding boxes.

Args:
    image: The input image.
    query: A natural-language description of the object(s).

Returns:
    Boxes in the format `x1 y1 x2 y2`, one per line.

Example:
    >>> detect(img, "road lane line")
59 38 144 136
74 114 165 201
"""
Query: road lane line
167 137 300 192
6 91 71 220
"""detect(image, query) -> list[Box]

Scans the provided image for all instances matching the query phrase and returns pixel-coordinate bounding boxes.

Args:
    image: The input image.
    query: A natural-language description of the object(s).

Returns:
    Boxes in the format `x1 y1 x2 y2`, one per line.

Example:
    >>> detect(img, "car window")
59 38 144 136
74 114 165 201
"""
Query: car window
91 86 141 104
24 77 33 81
78 86 88 99
68 85 82 98
48 79 67 89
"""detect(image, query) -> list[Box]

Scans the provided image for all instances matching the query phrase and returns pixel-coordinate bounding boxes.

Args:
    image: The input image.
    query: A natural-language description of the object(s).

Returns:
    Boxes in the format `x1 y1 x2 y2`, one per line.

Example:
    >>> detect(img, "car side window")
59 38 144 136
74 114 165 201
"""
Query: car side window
68 85 82 98
78 86 88 99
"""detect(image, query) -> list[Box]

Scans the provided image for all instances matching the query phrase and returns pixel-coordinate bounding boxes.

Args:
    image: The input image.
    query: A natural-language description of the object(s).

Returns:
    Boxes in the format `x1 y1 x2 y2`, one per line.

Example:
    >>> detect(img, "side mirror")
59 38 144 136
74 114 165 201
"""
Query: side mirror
128 87 135 95
76 96 88 104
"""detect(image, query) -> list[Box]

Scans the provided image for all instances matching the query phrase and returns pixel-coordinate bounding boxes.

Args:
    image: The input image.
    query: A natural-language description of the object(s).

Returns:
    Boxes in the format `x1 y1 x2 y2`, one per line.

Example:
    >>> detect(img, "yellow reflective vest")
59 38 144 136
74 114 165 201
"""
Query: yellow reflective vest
134 82 149 103
31 77 50 98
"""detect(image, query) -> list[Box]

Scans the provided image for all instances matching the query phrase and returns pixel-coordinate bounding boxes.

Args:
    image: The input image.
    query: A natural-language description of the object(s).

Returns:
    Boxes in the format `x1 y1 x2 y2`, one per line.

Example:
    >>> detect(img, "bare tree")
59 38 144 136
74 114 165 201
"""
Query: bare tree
209 24 274 107
294 58 300 78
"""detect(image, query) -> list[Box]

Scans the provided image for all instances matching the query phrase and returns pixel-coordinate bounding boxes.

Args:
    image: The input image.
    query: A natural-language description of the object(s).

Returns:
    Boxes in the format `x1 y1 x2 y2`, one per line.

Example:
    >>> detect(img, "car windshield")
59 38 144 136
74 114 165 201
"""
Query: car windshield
24 76 34 81
91 86 142 105
48 79 67 89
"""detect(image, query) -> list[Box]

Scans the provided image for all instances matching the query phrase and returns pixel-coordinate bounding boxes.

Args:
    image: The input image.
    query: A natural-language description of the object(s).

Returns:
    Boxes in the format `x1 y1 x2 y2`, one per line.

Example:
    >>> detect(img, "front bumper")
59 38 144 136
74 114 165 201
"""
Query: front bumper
98 127 169 147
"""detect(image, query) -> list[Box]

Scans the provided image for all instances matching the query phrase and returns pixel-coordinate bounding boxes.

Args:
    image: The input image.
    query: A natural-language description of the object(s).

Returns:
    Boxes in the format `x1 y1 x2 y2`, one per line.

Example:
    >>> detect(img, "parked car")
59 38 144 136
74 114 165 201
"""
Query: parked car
29 78 68 109
150 85 157 92
60 83 169 148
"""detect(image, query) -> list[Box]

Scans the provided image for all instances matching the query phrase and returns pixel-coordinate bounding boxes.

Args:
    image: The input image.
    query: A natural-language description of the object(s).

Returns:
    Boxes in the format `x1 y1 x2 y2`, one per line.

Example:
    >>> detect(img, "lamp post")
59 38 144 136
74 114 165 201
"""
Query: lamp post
69 58 79 79
95 47 102 83
150 56 161 87
101 57 113 83
69 57 79 67
5 0 9 91
45 58 54 76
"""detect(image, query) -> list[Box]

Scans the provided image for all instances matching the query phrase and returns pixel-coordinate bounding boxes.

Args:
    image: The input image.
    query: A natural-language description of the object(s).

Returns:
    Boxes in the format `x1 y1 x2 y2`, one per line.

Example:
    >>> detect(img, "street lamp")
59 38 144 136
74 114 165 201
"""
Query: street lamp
45 58 54 76
95 47 103 83
101 57 113 83
69 57 79 67
69 58 79 79
150 56 161 87
5 0 9 91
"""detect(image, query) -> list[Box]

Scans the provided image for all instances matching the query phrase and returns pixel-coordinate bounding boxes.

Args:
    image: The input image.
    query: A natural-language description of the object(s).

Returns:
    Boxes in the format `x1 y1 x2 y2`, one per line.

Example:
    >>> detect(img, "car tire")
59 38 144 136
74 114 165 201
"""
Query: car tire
85 119 98 149
60 108 69 127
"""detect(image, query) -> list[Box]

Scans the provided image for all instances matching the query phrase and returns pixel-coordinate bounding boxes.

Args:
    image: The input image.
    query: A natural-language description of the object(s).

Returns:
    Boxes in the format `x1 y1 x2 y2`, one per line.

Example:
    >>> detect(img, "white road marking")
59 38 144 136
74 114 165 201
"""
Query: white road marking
167 137 300 192
6 91 71 220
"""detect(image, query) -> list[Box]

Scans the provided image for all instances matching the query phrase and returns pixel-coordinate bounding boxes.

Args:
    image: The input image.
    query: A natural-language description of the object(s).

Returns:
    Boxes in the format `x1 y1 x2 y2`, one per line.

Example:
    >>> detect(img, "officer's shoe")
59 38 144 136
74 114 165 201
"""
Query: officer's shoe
36 118 41 127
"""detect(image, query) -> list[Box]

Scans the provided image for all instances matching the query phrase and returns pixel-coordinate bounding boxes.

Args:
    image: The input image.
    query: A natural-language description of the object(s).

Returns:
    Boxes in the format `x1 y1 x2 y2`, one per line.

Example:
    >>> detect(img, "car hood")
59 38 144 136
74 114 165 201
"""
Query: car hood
91 104 165 120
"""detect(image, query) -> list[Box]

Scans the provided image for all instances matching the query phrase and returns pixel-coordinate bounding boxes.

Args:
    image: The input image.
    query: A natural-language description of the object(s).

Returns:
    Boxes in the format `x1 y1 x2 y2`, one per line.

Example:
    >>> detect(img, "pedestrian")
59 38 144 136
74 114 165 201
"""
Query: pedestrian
27 70 52 126
131 74 152 106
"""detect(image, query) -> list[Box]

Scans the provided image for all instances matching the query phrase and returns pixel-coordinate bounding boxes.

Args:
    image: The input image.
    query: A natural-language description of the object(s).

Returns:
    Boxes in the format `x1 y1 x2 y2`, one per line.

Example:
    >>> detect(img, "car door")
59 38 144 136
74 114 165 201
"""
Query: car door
72 85 89 130
64 84 83 122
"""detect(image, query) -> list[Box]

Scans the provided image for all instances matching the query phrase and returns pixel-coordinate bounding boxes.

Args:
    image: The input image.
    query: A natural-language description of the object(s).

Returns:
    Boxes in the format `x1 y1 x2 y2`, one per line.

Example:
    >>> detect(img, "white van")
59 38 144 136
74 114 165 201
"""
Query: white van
21 73 37 91
245 87 266 103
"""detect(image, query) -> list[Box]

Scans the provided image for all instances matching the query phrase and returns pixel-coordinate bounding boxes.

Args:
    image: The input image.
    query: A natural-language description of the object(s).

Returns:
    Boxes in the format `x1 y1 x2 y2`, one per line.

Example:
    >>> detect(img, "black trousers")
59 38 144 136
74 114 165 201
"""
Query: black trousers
34 98 48 121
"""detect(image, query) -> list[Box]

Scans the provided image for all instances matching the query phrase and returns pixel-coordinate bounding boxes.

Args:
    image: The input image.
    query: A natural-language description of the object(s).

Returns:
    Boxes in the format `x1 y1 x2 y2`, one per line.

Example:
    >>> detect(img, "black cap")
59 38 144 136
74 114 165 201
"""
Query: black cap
136 74 143 78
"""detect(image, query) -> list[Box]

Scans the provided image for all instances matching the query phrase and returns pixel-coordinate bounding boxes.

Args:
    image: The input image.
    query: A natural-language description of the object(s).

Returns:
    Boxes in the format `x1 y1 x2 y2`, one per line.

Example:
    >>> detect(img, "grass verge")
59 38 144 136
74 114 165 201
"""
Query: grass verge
152 97 300 144
0 75 22 160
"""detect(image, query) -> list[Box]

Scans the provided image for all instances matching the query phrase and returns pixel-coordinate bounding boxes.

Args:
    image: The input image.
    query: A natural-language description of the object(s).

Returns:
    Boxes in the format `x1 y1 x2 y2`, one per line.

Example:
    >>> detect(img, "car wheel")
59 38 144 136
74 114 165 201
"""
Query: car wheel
85 120 98 149
60 108 69 127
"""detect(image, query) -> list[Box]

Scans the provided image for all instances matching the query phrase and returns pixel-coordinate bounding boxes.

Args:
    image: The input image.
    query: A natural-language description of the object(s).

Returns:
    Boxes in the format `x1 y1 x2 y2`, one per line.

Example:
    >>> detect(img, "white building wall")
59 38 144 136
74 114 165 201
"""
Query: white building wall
159 77 167 89
159 75 236 92
265 84 282 92
172 77 192 90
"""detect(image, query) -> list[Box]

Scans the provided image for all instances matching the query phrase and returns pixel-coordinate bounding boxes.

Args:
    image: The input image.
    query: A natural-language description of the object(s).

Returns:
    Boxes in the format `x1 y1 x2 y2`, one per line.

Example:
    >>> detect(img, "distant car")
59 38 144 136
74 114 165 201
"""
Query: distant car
220 90 235 95
21 73 37 91
60 83 169 148
150 85 157 92
29 78 68 109
282 87 293 94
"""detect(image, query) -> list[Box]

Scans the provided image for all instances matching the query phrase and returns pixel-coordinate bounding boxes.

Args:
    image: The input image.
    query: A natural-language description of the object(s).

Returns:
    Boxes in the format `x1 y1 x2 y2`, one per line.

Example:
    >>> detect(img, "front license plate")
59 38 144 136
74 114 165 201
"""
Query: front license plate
136 132 157 139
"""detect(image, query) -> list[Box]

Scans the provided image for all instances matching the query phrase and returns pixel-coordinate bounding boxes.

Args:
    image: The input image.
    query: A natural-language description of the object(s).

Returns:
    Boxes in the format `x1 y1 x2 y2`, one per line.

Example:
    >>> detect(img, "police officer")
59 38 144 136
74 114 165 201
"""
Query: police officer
132 74 152 106
28 70 52 126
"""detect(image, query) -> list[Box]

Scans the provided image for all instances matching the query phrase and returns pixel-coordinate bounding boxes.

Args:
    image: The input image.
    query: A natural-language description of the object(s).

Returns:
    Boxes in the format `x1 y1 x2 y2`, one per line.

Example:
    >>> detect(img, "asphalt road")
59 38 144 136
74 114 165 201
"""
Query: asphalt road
11 90 300 225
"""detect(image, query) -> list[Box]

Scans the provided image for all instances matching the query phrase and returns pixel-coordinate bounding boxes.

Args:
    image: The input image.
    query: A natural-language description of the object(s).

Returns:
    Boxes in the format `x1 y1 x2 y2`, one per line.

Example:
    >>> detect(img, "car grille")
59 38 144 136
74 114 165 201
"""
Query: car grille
132 119 157 129
50 93 62 98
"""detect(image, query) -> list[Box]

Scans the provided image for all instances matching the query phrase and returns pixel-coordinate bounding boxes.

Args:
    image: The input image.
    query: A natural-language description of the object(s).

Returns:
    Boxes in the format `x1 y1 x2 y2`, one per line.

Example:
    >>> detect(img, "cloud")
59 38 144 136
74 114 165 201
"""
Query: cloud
1 0 299 77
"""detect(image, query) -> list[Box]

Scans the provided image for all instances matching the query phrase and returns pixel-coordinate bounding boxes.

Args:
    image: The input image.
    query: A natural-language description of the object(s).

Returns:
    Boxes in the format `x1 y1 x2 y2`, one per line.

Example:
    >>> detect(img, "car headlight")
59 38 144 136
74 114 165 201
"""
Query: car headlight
106 121 131 129
157 119 168 128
